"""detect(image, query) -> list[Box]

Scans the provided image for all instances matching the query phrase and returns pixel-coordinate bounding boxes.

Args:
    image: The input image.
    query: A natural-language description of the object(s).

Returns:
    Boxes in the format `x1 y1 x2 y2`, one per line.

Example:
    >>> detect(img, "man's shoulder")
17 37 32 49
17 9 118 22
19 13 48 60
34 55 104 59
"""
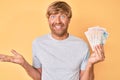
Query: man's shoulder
32 34 49 44
69 34 88 47
69 35 86 42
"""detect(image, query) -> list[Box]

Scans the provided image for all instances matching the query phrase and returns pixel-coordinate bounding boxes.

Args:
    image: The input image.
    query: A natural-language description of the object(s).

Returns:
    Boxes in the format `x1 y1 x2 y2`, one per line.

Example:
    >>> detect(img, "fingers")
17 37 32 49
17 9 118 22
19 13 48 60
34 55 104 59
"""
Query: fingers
0 54 6 61
94 44 105 61
11 49 20 56
0 50 24 65
11 50 25 65
98 45 105 58
0 49 19 62
0 54 13 62
0 54 5 61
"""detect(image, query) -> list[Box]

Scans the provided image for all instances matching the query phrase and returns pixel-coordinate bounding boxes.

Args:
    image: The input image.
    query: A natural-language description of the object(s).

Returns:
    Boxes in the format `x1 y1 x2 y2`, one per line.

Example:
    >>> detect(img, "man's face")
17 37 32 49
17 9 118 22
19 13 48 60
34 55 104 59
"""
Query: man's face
48 13 70 37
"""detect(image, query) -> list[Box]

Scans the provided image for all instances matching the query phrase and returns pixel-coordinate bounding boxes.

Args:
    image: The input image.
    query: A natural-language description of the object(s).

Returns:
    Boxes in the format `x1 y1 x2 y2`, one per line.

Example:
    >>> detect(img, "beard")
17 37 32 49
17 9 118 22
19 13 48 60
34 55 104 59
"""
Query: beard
49 23 68 37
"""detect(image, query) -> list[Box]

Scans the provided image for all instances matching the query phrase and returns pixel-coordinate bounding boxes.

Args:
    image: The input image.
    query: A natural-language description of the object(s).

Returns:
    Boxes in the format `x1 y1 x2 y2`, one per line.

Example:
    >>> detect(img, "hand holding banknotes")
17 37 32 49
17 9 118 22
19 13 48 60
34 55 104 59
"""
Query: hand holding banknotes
88 44 105 65
85 26 108 65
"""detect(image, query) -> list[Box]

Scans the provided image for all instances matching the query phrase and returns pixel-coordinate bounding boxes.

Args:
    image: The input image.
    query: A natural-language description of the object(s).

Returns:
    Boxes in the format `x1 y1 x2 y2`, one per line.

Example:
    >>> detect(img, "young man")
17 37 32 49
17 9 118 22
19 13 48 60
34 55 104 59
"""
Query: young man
0 1 105 80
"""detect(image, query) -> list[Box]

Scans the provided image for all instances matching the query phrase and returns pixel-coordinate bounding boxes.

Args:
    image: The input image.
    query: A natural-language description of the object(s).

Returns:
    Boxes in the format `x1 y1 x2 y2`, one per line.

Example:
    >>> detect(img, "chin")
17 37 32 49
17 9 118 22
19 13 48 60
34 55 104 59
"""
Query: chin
55 32 67 37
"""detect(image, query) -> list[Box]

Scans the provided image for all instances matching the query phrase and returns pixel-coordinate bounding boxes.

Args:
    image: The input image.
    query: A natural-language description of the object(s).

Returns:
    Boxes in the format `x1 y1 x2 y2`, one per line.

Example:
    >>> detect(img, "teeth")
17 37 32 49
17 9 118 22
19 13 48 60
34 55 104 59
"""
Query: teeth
55 26 61 29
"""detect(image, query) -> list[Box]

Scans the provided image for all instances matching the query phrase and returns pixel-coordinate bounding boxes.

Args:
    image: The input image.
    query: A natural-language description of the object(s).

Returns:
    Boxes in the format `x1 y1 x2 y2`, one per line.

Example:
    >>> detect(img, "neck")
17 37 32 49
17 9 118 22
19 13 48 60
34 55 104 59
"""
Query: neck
51 33 69 40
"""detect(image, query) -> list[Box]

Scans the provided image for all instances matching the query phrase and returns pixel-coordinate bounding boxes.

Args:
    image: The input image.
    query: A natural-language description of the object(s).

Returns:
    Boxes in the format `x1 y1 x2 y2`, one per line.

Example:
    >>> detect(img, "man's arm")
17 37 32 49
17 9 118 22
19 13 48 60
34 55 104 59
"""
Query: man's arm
0 49 41 80
80 63 94 80
21 59 42 80
80 45 105 80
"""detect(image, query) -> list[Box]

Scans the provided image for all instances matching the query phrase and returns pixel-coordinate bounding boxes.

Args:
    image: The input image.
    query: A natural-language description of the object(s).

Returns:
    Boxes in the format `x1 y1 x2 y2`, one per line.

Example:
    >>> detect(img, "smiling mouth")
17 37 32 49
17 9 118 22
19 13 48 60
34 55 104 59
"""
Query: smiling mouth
55 25 62 30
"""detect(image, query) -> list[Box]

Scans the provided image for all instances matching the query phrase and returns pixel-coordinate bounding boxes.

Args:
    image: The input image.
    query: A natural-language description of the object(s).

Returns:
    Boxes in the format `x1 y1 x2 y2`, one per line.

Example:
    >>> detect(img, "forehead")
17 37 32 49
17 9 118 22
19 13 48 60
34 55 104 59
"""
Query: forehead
50 9 68 15
50 13 66 16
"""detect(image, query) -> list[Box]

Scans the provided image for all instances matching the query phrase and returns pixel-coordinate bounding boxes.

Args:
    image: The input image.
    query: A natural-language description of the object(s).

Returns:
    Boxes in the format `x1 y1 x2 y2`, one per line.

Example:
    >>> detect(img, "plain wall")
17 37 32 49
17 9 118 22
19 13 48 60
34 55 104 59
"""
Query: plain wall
0 0 120 80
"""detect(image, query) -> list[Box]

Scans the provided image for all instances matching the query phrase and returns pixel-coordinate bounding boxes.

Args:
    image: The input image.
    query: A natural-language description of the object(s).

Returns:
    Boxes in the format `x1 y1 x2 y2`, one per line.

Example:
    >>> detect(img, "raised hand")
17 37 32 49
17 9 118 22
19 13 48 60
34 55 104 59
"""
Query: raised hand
88 44 105 65
0 50 41 80
0 49 25 66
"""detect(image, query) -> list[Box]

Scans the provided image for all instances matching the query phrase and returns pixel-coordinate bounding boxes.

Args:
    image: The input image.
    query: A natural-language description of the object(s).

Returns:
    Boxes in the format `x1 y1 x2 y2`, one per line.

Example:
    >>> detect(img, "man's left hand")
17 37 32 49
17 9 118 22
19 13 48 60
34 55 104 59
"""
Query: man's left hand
88 44 105 65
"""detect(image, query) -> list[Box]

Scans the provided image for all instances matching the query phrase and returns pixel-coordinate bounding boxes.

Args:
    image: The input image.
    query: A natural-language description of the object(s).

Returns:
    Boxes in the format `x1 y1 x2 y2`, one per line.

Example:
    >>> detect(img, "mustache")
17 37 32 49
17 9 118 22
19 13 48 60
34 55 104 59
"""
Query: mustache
52 23 64 27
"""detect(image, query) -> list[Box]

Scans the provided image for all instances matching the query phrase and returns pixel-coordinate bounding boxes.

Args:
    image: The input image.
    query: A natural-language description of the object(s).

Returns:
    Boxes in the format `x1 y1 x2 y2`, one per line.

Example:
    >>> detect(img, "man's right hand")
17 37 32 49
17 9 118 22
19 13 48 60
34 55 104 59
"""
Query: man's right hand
0 49 25 66
0 49 41 80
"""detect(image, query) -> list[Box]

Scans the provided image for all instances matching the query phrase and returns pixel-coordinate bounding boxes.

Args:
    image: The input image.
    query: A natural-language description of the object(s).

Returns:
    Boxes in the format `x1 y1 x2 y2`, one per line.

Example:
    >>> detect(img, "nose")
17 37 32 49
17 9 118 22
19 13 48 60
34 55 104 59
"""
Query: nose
56 17 61 24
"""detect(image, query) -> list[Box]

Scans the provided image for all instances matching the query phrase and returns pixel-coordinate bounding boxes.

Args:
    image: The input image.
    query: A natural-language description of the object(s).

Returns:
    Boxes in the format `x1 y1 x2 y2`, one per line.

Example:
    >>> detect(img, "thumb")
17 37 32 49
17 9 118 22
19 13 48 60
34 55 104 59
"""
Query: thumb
11 49 20 56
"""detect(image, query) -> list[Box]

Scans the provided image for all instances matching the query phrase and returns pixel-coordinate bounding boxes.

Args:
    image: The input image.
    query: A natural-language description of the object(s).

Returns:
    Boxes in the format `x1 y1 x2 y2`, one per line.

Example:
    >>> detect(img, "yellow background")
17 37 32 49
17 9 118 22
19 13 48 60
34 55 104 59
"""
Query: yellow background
0 0 120 80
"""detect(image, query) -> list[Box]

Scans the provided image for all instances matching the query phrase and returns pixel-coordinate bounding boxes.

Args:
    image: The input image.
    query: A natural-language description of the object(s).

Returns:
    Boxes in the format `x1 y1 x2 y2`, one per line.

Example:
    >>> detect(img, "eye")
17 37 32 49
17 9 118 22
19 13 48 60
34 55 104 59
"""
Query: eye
61 15 65 19
50 15 55 19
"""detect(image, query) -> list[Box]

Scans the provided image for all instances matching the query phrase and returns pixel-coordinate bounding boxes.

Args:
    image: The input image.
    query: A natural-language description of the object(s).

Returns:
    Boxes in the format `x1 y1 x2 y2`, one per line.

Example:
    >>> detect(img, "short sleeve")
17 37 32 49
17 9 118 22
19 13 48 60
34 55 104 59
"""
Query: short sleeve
32 40 42 68
80 48 90 70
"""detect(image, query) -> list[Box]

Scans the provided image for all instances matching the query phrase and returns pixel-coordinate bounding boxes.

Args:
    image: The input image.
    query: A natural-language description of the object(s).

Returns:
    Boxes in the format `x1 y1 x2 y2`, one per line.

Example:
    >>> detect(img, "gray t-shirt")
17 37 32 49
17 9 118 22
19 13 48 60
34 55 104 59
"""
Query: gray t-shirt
32 34 90 80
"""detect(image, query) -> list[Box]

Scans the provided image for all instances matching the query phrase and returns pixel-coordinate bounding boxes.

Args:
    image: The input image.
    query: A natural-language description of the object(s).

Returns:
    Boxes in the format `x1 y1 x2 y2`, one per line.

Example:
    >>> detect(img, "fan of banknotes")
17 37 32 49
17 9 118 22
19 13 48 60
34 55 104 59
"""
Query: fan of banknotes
85 26 109 51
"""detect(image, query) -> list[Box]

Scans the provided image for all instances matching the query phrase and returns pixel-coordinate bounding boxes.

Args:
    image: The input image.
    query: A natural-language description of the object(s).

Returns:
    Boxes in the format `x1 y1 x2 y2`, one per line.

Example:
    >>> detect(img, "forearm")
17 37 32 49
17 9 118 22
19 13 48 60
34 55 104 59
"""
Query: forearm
21 60 41 80
80 63 94 80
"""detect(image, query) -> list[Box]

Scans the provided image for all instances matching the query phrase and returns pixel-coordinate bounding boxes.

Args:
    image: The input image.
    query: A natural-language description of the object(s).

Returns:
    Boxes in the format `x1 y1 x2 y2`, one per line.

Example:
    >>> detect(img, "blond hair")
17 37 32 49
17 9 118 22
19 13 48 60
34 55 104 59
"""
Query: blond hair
46 1 72 19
